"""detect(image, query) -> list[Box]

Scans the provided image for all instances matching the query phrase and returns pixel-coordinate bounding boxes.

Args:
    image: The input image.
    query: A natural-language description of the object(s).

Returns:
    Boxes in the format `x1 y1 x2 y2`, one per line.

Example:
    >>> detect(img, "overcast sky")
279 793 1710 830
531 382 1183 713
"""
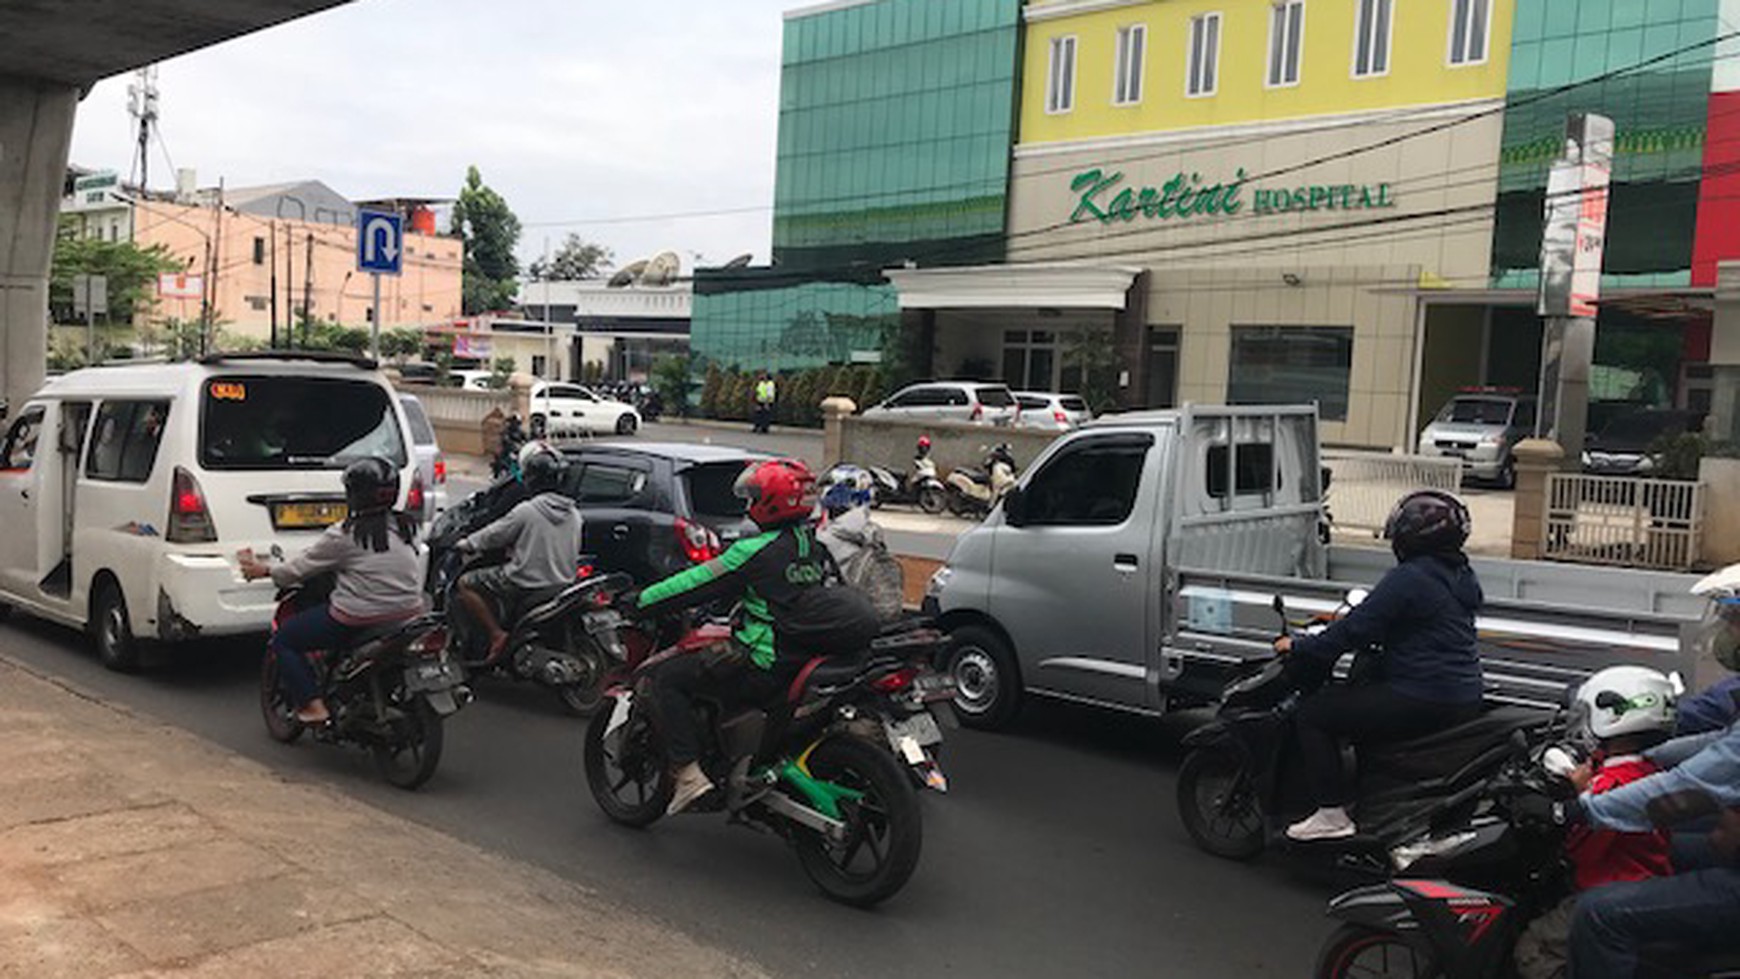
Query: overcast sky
69 0 796 274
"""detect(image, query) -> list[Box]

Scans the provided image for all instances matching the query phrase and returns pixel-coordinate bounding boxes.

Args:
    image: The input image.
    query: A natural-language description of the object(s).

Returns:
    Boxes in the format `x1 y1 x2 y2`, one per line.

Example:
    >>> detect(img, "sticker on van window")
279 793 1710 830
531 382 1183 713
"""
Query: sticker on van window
209 382 247 402
1186 591 1233 634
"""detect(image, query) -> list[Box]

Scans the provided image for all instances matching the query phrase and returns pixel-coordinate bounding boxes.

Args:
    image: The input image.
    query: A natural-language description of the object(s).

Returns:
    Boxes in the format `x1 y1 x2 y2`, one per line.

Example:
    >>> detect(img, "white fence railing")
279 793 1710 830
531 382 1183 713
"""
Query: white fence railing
1324 452 1465 534
1543 474 1705 571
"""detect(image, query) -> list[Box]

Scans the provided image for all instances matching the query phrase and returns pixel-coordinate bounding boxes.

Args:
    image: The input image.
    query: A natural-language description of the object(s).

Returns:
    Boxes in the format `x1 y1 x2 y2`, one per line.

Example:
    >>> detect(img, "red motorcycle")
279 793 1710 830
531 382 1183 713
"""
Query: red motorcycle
583 591 955 906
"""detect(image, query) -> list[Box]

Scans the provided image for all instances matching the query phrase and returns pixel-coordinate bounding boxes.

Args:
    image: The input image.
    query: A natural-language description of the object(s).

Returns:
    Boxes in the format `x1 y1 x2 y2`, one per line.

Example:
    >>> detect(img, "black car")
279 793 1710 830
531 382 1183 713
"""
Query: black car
1582 408 1706 476
426 442 767 599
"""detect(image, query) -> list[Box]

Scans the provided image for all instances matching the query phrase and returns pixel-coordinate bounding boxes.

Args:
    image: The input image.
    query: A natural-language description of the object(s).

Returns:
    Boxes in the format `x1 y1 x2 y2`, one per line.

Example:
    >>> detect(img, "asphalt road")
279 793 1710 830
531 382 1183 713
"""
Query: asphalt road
1 616 1338 978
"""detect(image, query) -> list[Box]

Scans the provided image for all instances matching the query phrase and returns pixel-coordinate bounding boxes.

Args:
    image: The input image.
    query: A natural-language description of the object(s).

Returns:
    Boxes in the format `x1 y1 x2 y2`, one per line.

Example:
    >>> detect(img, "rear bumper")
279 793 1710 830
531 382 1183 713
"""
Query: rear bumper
154 553 277 639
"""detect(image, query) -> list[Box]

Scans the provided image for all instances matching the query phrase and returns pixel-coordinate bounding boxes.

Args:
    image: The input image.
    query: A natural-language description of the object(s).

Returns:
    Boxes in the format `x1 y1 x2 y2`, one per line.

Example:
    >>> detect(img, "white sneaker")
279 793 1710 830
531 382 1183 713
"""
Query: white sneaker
1286 807 1356 842
666 763 716 816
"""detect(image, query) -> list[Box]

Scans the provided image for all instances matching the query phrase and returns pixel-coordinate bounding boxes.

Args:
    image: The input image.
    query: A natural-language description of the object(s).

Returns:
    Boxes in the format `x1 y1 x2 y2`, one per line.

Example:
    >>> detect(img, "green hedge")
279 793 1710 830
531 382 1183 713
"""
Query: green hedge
697 364 888 428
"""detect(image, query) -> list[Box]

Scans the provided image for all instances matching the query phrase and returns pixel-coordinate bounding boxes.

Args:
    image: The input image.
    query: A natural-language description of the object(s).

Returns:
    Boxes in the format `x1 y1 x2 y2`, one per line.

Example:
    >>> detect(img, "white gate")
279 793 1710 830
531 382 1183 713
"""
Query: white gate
1543 474 1704 571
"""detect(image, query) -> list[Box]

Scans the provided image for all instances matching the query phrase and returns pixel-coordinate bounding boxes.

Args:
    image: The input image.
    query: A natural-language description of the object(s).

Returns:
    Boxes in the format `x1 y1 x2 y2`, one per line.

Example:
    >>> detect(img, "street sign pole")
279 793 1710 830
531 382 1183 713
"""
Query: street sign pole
371 272 382 360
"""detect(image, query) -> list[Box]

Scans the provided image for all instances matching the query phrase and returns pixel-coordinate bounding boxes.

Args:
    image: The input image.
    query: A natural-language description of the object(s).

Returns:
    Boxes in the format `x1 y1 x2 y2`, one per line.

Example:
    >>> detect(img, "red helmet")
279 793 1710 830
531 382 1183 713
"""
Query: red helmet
917 435 932 450
734 458 817 528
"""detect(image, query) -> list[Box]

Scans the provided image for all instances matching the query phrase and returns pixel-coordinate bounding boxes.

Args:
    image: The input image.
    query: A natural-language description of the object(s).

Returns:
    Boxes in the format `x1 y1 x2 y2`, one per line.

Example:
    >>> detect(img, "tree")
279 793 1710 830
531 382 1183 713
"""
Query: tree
529 234 613 281
50 222 183 326
379 327 426 362
451 165 522 314
651 355 691 417
488 357 517 390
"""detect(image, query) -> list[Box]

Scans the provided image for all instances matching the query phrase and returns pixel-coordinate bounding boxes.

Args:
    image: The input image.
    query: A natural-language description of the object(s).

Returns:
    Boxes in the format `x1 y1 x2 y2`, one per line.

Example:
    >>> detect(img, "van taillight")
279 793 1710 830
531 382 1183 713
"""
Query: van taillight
1054 409 1069 425
970 404 983 421
675 517 722 564
168 467 217 543
407 469 426 514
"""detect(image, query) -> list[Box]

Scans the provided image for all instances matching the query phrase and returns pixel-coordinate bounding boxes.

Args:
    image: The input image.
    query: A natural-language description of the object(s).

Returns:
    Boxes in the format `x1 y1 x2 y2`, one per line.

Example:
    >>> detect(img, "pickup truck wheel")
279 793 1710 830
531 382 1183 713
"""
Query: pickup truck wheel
945 626 1019 730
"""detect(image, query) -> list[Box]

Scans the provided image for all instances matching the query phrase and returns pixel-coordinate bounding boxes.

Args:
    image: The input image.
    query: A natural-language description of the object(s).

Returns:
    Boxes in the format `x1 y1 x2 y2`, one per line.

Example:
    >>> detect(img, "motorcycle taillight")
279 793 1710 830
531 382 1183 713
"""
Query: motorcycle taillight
407 628 448 657
872 667 919 693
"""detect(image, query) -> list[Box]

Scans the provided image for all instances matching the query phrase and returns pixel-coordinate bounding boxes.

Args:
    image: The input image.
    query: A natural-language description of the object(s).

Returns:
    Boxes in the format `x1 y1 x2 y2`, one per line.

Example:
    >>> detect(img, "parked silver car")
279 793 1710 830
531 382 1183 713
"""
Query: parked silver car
398 393 448 522
1415 390 1536 488
862 382 1020 426
1015 391 1093 430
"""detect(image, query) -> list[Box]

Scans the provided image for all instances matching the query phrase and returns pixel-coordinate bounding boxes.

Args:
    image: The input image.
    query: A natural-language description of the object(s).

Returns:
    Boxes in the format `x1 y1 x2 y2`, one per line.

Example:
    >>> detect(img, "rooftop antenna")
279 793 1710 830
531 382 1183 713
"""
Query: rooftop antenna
126 65 161 190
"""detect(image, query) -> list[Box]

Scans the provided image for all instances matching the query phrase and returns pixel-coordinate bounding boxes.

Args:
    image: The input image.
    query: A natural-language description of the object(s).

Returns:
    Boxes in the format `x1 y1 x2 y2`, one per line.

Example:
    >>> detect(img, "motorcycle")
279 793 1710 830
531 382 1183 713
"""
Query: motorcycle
1315 764 1740 979
867 457 946 515
1176 593 1554 865
583 597 956 906
435 549 633 716
943 444 1017 519
492 414 528 480
259 573 469 790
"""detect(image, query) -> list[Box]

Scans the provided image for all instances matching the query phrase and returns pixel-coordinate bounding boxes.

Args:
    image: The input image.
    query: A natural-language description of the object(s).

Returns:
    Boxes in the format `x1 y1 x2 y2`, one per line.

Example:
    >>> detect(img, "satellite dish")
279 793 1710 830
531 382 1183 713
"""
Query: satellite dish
641 251 681 286
722 253 753 269
607 259 648 288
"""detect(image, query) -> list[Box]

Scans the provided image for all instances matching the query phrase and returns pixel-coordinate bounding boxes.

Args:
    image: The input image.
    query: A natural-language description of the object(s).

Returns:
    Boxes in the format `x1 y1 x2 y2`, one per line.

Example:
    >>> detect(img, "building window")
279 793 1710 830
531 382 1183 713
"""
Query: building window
1003 330 1057 390
1353 0 1392 77
253 237 265 265
1113 25 1146 105
246 296 268 311
531 355 547 377
1267 1 1304 87
1448 0 1489 66
1047 35 1077 114
1187 13 1221 97
1227 326 1354 422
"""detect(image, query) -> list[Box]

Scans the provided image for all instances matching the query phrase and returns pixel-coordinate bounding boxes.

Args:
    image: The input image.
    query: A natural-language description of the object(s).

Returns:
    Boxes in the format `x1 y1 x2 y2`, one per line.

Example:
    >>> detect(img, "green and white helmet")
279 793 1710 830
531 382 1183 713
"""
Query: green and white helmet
1573 665 1677 741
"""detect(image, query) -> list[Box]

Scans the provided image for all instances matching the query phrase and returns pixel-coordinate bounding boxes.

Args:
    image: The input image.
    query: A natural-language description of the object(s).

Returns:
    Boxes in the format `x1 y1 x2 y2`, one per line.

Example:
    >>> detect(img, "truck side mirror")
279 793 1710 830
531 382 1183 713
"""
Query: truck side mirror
1003 486 1027 526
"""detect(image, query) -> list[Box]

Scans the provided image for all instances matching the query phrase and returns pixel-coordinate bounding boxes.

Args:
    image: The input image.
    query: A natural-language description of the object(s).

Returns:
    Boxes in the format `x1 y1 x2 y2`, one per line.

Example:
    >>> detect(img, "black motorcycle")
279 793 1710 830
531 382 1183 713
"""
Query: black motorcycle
1176 595 1553 864
584 607 954 906
1316 765 1740 979
433 549 632 716
259 575 469 790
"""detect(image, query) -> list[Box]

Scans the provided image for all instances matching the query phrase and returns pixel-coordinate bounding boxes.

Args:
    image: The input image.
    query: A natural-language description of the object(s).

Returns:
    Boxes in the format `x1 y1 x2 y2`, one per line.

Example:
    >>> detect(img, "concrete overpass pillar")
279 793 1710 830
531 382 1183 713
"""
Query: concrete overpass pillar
0 76 78 416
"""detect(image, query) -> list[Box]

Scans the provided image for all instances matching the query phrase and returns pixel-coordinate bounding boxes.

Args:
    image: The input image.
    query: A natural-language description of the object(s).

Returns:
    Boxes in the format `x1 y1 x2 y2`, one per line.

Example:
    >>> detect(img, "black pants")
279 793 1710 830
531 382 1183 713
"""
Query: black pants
645 643 791 767
1295 684 1482 807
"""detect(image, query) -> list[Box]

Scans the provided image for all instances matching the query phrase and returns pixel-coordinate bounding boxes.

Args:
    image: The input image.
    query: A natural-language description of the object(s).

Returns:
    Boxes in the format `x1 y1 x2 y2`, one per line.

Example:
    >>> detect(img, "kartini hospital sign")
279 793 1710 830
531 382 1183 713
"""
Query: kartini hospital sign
1068 167 1396 224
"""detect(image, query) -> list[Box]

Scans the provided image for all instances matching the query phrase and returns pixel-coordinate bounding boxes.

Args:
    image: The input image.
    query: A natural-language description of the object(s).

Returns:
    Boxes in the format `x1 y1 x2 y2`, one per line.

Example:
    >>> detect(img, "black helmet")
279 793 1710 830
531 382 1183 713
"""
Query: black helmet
521 445 564 493
1384 490 1471 560
343 457 399 514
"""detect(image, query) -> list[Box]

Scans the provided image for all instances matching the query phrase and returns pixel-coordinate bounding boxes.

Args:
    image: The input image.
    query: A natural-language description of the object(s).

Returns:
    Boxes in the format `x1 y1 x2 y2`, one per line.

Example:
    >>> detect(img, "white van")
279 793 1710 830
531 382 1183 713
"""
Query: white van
0 353 420 671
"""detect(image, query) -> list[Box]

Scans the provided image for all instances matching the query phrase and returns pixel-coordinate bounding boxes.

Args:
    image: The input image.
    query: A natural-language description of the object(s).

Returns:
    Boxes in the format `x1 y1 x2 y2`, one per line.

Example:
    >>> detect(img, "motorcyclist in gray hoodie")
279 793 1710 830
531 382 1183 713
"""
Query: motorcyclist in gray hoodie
454 445 584 663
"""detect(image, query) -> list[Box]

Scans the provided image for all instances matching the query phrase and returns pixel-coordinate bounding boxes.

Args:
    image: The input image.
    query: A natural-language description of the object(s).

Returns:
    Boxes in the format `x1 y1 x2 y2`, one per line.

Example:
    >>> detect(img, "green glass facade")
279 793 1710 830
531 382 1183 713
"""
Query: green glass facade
691 273 898 374
772 0 1022 271
1491 0 1720 288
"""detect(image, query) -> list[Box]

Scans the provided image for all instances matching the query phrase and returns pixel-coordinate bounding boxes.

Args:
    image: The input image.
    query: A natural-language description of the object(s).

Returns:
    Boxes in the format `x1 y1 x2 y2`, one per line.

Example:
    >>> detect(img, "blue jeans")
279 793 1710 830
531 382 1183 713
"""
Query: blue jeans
1568 860 1740 978
271 604 358 708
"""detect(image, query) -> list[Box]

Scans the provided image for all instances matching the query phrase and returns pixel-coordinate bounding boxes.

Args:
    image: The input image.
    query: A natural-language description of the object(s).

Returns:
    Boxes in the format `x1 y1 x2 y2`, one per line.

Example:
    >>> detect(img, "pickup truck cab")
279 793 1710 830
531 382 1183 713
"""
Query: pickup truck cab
924 405 1703 729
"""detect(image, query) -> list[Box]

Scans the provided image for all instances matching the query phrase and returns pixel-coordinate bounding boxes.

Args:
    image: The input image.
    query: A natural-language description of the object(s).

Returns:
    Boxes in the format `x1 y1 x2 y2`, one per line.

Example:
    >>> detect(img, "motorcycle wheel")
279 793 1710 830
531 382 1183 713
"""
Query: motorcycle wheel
1176 748 1266 860
1315 924 1439 979
553 632 608 717
259 655 304 745
370 697 445 791
791 736 923 908
917 485 945 515
583 699 672 827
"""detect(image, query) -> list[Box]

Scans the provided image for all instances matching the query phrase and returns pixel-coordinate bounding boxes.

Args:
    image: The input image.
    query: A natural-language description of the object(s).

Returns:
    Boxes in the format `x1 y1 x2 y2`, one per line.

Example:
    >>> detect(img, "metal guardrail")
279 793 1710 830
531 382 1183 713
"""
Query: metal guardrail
1323 451 1464 535
1543 474 1705 572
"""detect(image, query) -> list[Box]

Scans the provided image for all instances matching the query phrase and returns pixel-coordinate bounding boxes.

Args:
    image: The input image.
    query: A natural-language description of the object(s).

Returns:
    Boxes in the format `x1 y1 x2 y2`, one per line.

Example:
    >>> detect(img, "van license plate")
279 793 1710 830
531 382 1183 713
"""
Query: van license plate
274 501 348 529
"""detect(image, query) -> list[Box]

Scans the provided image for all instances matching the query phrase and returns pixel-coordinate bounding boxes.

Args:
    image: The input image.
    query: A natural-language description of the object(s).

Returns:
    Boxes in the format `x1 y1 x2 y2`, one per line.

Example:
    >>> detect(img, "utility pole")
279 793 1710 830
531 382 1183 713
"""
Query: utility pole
204 179 224 357
285 223 295 347
303 232 314 330
269 220 279 348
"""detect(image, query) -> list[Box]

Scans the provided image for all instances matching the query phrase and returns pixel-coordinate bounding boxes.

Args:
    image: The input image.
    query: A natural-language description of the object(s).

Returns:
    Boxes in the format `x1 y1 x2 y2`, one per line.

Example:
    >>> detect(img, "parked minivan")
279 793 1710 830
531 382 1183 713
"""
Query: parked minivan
0 353 418 671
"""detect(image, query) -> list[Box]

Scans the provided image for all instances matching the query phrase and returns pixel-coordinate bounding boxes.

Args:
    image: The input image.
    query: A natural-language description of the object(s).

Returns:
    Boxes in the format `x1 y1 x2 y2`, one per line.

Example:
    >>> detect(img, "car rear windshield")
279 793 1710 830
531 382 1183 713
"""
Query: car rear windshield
1017 395 1049 409
400 398 437 446
976 386 1014 408
1059 396 1089 412
682 461 752 519
201 375 406 470
1439 398 1513 425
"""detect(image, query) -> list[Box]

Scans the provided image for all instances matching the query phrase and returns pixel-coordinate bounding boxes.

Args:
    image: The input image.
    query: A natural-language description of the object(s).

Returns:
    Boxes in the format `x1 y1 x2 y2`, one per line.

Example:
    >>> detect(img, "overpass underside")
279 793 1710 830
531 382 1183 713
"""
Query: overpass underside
0 1 351 410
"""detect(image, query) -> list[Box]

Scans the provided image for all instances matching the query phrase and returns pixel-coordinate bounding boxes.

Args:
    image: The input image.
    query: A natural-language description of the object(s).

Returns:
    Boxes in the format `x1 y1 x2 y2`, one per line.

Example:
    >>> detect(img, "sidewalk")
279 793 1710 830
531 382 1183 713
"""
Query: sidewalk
0 657 769 979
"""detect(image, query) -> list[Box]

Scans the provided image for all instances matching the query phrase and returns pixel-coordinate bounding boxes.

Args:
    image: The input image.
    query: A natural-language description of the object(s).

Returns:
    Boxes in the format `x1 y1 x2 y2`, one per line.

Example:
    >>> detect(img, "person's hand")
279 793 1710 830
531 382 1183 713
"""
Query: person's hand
236 548 270 581
1273 636 1293 655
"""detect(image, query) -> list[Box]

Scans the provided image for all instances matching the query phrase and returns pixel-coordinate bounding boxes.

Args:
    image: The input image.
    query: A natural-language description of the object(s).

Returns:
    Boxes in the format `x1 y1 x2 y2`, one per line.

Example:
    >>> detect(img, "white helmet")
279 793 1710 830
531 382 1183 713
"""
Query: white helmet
1692 562 1740 673
1573 665 1677 741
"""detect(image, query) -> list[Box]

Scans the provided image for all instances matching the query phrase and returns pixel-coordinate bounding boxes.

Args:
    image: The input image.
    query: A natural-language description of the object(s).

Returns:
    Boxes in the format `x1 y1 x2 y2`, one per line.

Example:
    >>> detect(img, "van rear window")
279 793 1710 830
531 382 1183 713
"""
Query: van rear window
200 376 406 470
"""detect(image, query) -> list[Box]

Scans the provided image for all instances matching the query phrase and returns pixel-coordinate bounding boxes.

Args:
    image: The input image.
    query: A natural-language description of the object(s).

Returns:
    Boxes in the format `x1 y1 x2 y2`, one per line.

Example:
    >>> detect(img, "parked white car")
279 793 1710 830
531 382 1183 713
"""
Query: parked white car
861 381 1020 426
398 393 449 522
528 382 640 437
1015 391 1094 430
0 353 417 671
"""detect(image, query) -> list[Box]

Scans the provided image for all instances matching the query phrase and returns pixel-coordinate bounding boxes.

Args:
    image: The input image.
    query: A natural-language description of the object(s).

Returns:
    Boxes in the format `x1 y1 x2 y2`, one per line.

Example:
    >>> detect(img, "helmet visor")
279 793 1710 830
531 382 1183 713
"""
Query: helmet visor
1697 598 1740 673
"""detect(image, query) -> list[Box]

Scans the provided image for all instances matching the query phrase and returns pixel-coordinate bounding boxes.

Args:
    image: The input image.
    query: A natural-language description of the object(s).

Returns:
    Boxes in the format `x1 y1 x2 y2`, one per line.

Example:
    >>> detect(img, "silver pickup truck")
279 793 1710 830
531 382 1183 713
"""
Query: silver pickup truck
921 405 1705 729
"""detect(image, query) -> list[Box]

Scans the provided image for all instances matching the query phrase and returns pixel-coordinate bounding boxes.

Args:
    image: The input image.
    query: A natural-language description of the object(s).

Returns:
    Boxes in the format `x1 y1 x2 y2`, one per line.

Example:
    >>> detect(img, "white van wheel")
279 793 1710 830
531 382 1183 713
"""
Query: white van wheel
92 579 141 673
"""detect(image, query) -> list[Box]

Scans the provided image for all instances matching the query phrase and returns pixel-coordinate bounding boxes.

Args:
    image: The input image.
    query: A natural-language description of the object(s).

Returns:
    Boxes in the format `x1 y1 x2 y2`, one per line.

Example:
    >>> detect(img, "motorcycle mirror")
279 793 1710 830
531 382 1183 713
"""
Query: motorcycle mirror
1345 587 1370 608
1667 671 1686 697
269 543 284 561
1272 595 1288 632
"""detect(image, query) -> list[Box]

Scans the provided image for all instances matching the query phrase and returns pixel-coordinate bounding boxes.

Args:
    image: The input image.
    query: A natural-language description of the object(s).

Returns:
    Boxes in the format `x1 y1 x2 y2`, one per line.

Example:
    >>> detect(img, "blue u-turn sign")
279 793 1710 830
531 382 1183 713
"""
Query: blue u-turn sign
356 209 403 275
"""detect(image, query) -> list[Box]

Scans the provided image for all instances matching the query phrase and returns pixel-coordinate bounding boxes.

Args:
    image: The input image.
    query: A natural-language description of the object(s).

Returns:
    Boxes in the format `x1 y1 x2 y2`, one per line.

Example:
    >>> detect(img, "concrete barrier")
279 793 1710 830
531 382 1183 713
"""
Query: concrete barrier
831 413 1064 479
395 383 516 456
